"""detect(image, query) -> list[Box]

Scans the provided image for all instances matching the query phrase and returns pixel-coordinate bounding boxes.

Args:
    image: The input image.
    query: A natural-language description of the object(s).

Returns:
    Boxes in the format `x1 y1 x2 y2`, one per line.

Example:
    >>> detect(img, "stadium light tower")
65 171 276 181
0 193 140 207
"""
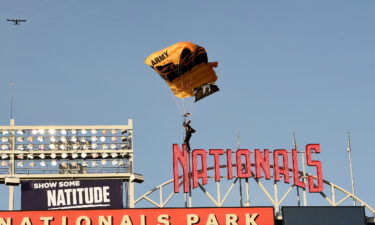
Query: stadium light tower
0 119 144 210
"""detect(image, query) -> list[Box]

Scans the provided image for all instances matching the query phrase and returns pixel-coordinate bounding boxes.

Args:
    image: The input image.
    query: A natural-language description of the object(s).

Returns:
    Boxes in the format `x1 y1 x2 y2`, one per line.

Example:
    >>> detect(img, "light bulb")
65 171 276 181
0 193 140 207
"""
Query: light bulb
61 129 67 135
61 136 67 142
48 129 56 135
50 136 56 142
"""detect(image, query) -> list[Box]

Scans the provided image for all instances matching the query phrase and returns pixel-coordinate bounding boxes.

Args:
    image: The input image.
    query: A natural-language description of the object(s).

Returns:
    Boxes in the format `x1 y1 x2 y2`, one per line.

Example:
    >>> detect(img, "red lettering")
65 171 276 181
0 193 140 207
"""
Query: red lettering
306 144 323 192
192 149 208 188
173 144 189 193
236 149 251 178
209 149 224 182
254 149 271 179
292 149 305 188
226 149 233 179
273 149 290 183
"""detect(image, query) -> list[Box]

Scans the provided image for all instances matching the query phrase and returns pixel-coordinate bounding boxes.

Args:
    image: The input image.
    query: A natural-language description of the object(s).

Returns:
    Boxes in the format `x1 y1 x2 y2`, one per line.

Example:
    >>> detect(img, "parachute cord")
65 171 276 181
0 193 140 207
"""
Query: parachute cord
177 63 188 115
169 88 184 116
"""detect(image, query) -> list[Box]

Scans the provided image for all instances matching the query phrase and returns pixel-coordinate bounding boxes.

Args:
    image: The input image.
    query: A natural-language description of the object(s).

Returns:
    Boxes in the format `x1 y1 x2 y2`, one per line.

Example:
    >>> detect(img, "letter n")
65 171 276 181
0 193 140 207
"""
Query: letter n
173 144 189 193
254 149 271 179
0 218 11 225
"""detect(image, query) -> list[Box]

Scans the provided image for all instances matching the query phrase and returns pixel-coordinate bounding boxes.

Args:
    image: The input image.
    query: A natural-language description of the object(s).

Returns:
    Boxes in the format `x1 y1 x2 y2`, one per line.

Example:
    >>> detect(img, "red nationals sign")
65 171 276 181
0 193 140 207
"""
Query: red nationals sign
173 144 323 194
0 207 274 225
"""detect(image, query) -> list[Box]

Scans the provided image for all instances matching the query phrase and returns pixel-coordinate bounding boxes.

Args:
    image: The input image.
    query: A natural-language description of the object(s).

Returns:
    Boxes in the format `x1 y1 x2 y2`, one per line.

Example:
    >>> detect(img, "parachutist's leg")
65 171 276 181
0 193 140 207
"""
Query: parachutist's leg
184 133 192 152
186 142 191 152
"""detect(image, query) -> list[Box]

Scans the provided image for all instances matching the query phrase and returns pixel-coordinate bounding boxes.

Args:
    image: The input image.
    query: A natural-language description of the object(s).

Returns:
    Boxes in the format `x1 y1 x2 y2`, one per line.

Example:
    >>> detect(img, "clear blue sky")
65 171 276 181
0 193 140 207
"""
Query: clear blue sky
0 0 374 211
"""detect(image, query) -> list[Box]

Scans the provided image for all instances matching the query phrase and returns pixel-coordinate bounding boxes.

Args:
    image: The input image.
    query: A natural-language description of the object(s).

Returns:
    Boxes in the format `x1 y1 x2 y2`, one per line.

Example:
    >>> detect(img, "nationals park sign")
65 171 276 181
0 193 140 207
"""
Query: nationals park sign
173 144 323 193
0 207 274 225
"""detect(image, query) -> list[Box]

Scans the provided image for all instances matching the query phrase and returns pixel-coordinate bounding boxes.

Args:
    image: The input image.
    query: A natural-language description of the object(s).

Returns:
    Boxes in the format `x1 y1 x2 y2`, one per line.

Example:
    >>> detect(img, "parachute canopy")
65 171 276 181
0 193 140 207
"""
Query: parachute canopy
145 42 219 101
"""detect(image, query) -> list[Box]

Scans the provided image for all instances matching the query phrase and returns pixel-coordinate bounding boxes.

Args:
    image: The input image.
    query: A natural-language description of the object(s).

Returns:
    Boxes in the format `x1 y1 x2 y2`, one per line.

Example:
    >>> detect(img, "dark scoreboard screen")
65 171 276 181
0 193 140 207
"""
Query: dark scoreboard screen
282 206 366 225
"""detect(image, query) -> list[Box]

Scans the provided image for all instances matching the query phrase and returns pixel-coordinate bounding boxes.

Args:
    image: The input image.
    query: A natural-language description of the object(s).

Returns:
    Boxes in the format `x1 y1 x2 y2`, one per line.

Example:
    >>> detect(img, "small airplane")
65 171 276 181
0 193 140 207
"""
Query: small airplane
7 19 27 25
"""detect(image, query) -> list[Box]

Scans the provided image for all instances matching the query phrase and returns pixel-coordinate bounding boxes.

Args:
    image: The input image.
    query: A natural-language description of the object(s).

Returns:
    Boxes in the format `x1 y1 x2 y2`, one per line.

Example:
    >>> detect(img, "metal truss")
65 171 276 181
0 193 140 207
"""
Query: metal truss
134 164 375 217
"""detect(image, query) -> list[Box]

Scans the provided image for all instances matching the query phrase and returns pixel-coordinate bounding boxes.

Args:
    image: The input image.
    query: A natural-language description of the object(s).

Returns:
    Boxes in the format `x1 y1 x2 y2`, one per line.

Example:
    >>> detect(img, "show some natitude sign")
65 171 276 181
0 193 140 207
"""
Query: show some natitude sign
21 179 123 210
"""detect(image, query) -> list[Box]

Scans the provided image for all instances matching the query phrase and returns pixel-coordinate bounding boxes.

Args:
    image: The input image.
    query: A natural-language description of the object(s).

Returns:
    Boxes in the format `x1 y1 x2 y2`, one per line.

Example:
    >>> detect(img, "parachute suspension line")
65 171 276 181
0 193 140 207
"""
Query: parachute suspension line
170 91 184 116
176 61 191 116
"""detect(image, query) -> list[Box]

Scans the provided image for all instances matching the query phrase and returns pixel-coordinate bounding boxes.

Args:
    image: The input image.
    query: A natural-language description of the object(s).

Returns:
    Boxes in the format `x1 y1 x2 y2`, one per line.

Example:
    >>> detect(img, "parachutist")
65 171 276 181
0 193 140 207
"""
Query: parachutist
183 120 195 152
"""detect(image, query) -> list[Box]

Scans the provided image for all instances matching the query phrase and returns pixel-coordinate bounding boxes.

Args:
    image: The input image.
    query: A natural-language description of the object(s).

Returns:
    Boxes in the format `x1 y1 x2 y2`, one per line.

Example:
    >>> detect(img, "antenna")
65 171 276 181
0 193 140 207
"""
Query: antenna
236 130 240 150
236 130 243 207
292 130 301 206
292 130 307 206
347 131 356 206
9 81 14 120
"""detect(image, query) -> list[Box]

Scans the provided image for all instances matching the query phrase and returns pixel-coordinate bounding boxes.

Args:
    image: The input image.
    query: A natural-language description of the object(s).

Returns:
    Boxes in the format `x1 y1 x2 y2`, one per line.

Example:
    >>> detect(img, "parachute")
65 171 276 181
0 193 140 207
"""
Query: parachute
145 42 219 102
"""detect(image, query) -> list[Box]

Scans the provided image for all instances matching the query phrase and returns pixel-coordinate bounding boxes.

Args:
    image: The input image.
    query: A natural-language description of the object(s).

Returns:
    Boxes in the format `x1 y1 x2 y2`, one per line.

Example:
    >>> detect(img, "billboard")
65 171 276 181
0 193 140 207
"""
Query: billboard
0 207 274 225
282 206 366 225
21 179 123 210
